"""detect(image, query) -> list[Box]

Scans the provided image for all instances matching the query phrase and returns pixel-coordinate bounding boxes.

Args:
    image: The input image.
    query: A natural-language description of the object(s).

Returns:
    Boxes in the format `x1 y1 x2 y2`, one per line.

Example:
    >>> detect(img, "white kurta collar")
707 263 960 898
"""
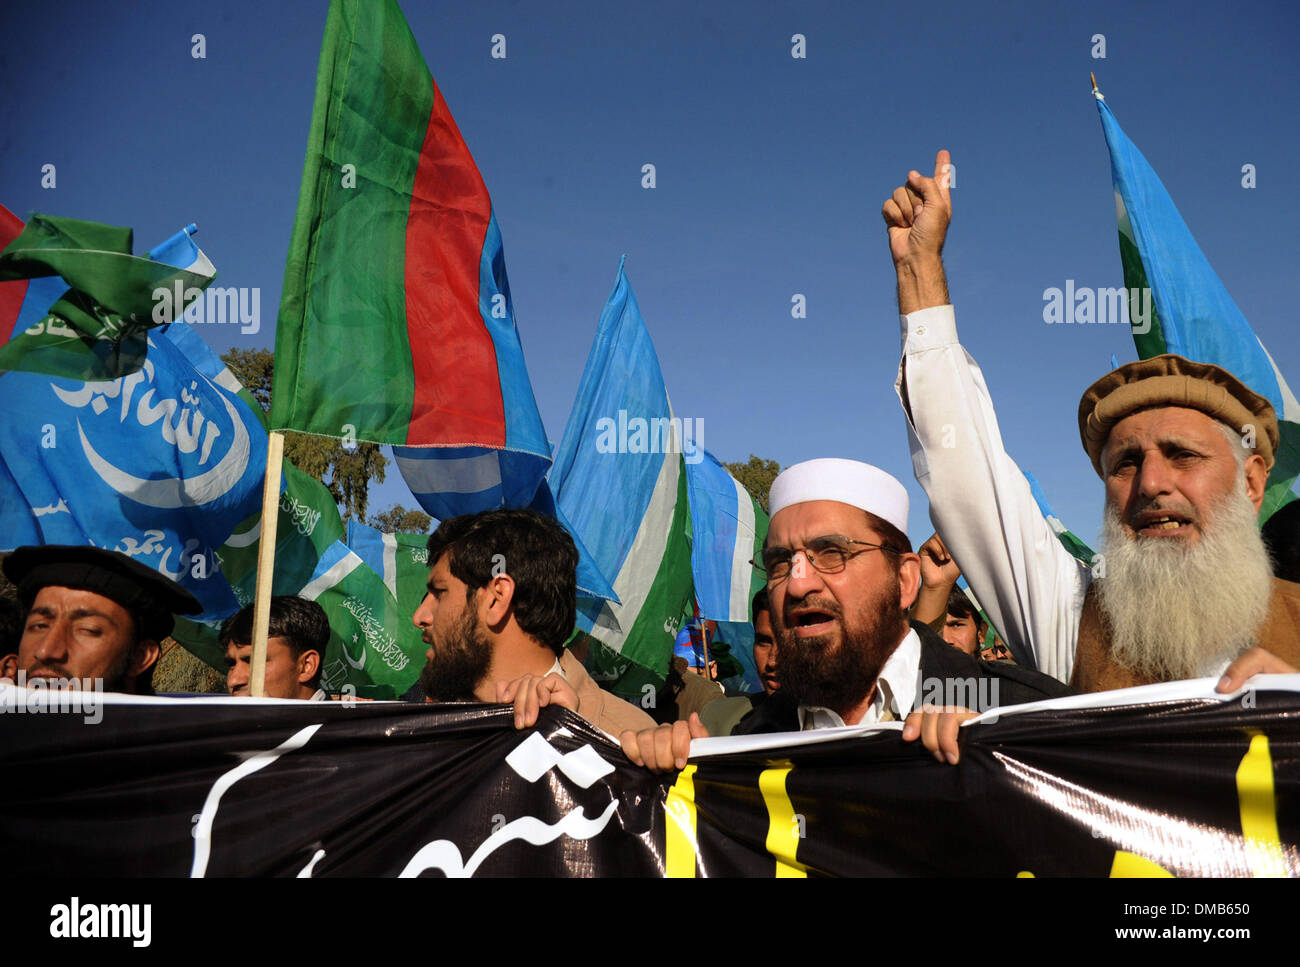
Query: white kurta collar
797 628 923 729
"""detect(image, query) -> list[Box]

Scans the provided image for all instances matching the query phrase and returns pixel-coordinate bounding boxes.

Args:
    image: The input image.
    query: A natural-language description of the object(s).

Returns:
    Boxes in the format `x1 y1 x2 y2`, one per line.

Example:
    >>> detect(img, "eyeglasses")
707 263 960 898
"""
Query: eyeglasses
752 535 899 584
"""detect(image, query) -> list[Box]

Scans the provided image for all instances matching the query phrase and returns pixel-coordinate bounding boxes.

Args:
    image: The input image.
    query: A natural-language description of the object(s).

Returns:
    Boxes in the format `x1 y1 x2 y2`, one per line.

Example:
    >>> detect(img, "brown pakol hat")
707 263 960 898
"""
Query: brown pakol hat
1078 354 1278 476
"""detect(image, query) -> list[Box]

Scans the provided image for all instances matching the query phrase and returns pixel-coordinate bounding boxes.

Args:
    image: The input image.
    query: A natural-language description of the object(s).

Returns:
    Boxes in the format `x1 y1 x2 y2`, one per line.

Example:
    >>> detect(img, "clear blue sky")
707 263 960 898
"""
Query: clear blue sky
3 0 1297 550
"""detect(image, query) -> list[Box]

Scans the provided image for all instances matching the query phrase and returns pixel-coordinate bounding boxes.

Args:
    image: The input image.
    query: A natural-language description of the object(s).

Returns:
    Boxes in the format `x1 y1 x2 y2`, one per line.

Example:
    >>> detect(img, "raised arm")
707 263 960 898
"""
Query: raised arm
883 150 1089 683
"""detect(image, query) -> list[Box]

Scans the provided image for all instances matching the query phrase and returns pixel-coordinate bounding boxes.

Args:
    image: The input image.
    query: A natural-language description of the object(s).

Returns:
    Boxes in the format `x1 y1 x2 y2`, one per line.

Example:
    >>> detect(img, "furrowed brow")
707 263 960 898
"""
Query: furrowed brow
69 608 116 622
1103 440 1141 470
1158 435 1208 453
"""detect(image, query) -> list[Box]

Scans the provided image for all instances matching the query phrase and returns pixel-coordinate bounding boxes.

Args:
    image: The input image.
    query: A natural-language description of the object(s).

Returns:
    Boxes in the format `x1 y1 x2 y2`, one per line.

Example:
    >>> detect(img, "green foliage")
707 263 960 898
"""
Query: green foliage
368 504 433 534
220 348 389 522
221 347 274 412
725 454 781 512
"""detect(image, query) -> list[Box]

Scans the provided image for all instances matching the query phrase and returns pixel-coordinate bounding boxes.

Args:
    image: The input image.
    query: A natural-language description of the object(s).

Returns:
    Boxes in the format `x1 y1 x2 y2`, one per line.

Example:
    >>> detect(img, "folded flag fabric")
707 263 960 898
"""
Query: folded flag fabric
686 448 768 623
1094 85 1300 521
0 207 216 380
550 259 695 699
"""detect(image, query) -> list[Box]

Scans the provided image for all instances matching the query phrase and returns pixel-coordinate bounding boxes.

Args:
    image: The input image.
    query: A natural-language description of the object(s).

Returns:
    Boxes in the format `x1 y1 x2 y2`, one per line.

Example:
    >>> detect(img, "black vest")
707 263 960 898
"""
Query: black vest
732 620 1071 736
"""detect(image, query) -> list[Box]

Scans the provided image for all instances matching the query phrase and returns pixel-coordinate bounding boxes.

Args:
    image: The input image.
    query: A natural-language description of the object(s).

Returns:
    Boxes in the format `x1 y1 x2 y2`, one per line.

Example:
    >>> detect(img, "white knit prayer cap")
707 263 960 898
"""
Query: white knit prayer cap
768 458 909 536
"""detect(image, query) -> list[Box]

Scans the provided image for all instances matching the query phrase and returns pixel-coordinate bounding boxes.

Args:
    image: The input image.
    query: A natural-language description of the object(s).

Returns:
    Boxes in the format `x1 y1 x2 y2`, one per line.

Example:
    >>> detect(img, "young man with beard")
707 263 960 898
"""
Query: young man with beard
413 508 655 736
619 459 1070 770
880 151 1296 759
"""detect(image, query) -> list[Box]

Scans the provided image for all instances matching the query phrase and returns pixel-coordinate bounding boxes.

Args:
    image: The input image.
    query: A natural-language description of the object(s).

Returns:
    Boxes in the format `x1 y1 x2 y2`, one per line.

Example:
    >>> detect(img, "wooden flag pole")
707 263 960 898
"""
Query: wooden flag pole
249 431 285 697
700 622 711 681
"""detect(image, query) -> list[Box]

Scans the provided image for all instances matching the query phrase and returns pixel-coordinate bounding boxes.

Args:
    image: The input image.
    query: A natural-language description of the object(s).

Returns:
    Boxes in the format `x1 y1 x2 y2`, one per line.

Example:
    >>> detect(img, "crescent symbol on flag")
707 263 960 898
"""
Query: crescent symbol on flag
75 389 251 509
340 632 366 669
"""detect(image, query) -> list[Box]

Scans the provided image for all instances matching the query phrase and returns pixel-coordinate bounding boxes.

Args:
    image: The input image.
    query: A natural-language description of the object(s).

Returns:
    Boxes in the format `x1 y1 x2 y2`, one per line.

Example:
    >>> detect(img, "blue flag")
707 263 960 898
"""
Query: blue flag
1095 85 1300 520
0 322 268 619
685 448 768 623
550 258 695 696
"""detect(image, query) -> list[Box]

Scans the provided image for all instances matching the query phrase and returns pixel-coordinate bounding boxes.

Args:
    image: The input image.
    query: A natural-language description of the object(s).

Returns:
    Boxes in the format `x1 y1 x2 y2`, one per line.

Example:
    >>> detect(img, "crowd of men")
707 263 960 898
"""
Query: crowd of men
2 149 1297 777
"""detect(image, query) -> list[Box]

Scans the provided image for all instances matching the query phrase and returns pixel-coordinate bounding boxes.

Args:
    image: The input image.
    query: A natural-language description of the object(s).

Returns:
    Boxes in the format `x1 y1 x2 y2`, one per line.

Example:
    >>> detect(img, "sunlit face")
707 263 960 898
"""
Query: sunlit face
413 552 491 702
1101 407 1264 544
17 586 149 691
751 609 779 694
763 501 919 713
225 636 316 699
942 613 979 656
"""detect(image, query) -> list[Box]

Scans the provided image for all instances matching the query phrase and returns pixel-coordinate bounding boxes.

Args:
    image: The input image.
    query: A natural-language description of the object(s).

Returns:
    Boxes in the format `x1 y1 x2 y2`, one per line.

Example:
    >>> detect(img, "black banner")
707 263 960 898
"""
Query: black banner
2 685 1296 877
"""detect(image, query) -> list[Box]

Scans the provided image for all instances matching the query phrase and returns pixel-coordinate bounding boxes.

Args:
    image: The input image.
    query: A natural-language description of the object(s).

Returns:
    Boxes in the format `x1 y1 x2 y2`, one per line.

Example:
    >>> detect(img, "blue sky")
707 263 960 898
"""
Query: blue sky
3 0 1297 551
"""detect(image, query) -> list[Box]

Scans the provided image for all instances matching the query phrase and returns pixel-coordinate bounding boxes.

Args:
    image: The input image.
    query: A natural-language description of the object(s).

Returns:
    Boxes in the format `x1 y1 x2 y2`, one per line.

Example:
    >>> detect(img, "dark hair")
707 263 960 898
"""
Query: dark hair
945 587 977 621
751 587 770 621
0 597 22 654
1262 500 1300 584
945 587 989 647
218 596 331 688
426 509 578 656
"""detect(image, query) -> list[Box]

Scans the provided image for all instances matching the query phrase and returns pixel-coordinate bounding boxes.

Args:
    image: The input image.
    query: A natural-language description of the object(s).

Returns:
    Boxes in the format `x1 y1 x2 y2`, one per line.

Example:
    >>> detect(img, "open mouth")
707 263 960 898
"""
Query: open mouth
788 609 836 637
1132 512 1194 538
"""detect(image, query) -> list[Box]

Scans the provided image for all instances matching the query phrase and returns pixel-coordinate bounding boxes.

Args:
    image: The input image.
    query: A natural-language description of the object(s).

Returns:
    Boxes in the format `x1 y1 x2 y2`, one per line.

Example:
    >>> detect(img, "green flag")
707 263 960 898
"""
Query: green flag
0 214 216 379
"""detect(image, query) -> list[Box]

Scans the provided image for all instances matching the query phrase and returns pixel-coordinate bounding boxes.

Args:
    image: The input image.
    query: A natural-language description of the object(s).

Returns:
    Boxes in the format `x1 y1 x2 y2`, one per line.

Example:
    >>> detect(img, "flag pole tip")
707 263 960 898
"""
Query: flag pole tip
1090 72 1104 100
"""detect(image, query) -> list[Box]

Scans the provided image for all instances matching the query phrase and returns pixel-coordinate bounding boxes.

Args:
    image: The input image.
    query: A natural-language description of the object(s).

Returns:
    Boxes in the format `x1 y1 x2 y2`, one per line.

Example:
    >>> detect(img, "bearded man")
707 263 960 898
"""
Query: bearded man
882 149 1300 698
2 545 201 694
620 459 1068 771
412 508 654 735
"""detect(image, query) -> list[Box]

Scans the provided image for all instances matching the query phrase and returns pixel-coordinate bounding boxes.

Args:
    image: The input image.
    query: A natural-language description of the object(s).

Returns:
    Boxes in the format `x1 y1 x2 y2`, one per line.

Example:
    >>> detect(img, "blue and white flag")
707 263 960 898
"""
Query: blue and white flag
1095 85 1300 520
1022 470 1094 565
393 444 545 520
550 258 695 693
686 449 768 623
0 322 267 619
144 223 217 291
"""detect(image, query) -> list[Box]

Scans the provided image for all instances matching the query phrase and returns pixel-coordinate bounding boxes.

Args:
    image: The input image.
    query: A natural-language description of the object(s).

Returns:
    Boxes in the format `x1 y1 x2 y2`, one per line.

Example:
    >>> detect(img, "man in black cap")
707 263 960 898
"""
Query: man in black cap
1 545 202 694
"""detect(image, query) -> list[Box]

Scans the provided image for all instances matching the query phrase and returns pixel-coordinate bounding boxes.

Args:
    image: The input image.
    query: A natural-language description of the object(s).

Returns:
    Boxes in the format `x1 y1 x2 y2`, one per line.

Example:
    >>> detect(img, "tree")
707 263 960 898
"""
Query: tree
221 348 388 522
368 504 433 534
725 454 781 513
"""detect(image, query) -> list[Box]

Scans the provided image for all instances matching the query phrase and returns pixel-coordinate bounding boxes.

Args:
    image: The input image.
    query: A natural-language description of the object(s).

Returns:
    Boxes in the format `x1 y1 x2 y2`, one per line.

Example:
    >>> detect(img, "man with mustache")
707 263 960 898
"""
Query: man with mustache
882 150 1298 760
620 459 1069 770
413 508 654 735
1 545 201 694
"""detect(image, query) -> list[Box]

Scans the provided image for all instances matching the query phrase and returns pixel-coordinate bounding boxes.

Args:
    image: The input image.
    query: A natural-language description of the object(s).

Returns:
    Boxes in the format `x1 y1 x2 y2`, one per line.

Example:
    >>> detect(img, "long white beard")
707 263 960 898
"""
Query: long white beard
1096 482 1273 681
